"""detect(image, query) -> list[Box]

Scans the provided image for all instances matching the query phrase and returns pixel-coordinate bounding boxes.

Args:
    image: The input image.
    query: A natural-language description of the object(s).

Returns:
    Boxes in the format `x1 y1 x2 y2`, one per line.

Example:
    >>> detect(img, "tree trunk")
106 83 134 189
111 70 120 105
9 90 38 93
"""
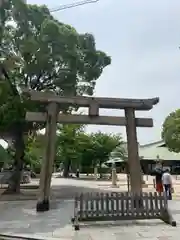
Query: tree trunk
7 128 25 193
99 165 102 179
63 159 71 178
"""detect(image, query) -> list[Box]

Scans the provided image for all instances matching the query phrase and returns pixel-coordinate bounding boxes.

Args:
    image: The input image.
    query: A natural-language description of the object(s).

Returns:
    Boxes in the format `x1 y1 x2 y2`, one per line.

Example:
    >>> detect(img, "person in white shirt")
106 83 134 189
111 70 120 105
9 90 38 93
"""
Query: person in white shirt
162 169 173 200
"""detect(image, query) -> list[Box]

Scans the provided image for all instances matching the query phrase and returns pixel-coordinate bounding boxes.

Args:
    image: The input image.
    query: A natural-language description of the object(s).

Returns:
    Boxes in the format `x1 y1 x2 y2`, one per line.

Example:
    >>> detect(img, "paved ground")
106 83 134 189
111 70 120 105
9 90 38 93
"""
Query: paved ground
1 175 180 239
0 200 180 239
1 175 180 201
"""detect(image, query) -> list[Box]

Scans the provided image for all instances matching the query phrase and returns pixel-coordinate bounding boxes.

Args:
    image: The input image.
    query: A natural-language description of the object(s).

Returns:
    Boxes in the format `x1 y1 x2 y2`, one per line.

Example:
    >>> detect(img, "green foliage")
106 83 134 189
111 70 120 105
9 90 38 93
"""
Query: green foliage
0 1 111 136
23 124 126 173
0 1 110 190
162 109 180 153
56 124 85 168
0 144 12 166
87 132 124 166
24 134 45 168
56 126 126 171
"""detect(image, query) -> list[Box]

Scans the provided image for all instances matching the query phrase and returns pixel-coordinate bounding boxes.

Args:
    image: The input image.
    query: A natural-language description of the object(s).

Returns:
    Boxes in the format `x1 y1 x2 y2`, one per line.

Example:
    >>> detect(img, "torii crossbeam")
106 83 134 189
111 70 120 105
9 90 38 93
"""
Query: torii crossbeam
24 90 159 212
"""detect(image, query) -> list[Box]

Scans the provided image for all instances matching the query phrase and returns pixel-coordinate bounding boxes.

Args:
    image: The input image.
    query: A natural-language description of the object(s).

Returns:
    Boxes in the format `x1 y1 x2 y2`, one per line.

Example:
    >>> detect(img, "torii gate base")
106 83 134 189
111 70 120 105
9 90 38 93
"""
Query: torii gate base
25 91 159 212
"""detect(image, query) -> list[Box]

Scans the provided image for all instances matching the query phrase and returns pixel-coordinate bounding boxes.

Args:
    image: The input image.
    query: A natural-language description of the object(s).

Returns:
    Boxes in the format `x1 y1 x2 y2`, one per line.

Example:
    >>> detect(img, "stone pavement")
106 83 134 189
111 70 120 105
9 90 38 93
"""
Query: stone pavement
1 175 180 201
1 176 180 239
0 200 180 239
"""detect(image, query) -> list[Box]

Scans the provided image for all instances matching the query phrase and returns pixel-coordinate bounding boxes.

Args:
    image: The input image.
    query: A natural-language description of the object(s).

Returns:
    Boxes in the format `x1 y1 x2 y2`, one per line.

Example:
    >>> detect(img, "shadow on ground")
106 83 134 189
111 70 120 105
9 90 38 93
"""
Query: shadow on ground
80 219 166 229
0 185 107 201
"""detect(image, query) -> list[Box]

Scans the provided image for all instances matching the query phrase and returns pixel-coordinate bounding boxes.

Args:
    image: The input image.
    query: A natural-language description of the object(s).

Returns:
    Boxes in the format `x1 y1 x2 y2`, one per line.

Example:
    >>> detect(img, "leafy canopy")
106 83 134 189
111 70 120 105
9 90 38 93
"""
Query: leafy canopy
0 0 111 136
24 124 126 171
162 109 180 152
54 126 125 169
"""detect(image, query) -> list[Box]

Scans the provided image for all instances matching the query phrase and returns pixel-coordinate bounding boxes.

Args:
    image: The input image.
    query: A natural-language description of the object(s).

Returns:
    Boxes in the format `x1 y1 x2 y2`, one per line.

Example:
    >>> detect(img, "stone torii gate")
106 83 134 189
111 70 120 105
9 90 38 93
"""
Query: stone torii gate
25 90 159 212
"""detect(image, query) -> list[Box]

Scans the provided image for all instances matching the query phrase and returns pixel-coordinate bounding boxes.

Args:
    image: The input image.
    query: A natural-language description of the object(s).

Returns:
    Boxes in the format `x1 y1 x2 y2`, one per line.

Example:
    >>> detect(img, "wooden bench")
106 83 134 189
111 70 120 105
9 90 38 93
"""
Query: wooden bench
71 192 176 230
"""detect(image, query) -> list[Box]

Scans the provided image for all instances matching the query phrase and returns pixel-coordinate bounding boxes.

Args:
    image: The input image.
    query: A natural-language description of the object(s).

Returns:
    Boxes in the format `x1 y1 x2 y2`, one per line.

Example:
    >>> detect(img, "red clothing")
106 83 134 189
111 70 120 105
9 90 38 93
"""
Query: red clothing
156 182 163 193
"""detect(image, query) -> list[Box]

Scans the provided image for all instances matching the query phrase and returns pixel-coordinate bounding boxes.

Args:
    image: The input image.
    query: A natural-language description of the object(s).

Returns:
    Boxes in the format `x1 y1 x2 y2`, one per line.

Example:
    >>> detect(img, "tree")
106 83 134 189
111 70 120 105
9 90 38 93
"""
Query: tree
162 109 180 153
19 126 126 177
55 127 125 177
24 134 45 171
85 132 123 176
77 133 95 171
0 1 111 192
56 124 85 177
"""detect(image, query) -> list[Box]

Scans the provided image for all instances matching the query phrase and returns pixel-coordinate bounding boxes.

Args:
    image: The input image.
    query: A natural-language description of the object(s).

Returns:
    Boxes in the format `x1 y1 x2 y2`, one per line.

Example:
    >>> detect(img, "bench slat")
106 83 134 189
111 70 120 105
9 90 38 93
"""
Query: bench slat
95 193 99 216
159 192 163 212
105 193 110 215
149 192 154 216
115 193 120 217
121 192 125 217
144 193 149 217
154 192 159 215
110 192 114 215
100 192 104 216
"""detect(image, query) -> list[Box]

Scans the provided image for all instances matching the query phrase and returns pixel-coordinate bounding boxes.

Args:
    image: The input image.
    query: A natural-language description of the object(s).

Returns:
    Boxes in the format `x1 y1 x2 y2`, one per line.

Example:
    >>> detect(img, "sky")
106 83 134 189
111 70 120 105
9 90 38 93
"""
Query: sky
1 0 180 147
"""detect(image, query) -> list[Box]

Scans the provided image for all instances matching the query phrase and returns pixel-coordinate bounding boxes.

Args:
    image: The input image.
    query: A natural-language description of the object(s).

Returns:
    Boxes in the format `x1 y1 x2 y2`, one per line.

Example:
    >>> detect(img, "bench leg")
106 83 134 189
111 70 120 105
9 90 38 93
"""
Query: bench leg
74 224 80 231
160 208 177 227
73 206 80 231
74 215 80 230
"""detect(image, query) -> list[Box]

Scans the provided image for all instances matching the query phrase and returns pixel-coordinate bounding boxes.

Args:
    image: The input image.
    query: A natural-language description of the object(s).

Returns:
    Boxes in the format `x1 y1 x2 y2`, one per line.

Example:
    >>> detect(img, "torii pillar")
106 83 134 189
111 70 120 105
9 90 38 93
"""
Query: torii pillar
36 102 58 212
125 108 142 194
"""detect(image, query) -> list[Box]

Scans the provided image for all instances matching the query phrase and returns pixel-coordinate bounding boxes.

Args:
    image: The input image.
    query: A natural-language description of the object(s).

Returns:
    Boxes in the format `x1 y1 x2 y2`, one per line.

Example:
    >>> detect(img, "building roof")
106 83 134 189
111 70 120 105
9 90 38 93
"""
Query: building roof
139 140 180 161
106 158 125 164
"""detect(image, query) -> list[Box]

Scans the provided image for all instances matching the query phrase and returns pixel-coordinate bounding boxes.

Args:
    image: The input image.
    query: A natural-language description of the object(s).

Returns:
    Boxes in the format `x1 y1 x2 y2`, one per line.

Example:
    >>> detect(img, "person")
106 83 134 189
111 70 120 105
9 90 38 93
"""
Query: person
162 169 173 200
150 165 163 193
155 169 163 193
76 168 80 178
